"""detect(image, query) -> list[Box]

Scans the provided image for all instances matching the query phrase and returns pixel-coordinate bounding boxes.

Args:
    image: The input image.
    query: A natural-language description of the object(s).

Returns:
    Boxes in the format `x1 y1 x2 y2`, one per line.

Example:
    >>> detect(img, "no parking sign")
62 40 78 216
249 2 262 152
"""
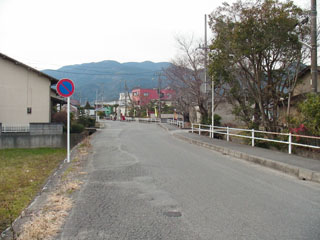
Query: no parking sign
56 79 75 98
56 78 75 163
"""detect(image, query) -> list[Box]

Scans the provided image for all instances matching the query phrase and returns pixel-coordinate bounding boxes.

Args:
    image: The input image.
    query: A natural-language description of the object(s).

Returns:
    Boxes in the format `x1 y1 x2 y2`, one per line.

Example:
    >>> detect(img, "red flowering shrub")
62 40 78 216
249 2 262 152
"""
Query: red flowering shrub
290 124 307 142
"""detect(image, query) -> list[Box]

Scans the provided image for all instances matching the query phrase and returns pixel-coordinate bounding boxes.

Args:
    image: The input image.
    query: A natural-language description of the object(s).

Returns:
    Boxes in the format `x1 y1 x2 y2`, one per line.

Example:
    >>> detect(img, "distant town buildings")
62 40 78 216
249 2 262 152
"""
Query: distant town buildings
92 88 176 118
131 87 175 106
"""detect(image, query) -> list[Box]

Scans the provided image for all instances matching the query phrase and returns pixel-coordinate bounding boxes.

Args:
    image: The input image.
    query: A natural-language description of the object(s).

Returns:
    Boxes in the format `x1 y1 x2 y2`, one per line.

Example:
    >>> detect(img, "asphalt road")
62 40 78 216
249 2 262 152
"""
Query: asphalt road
57 121 320 240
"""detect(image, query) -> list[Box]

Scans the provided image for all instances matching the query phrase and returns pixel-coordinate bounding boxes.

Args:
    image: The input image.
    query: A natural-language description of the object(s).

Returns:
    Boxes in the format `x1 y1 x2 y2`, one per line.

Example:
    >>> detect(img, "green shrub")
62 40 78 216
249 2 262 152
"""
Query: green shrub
201 114 222 126
98 111 106 118
299 93 320 136
77 115 95 127
71 123 85 133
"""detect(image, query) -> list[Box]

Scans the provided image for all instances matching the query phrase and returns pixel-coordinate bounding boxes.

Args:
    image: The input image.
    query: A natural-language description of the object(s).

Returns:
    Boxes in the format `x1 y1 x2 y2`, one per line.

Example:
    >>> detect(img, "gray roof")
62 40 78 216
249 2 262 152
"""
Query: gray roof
0 52 59 85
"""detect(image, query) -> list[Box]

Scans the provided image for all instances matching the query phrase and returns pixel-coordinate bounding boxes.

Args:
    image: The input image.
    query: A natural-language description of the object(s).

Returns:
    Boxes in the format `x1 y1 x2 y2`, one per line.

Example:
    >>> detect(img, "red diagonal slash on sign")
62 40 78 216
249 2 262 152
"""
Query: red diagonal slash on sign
60 83 72 94
56 79 74 98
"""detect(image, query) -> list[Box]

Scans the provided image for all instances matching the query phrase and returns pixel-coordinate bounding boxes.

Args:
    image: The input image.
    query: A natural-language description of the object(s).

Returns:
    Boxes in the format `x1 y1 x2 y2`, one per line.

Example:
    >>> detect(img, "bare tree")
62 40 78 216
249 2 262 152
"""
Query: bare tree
164 37 210 122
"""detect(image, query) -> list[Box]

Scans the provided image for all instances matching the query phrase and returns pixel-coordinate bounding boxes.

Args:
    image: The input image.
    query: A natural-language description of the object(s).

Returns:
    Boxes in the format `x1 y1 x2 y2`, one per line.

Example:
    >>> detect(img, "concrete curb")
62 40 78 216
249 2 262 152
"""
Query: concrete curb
157 123 170 132
166 128 320 184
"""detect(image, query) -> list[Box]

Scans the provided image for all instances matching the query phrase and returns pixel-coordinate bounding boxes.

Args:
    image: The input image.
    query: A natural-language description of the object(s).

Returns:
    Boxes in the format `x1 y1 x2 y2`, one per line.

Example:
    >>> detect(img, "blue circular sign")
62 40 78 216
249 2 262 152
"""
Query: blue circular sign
57 79 75 97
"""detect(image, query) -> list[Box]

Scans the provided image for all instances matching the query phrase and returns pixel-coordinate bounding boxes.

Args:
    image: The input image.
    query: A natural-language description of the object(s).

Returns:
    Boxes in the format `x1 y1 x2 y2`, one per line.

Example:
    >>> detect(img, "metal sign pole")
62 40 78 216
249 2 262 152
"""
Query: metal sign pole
56 78 75 164
67 97 70 163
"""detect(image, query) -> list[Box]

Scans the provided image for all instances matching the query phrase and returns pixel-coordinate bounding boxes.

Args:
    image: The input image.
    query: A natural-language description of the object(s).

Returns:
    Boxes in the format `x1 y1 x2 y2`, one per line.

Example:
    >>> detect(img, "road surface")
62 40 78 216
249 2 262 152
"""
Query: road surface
57 121 320 240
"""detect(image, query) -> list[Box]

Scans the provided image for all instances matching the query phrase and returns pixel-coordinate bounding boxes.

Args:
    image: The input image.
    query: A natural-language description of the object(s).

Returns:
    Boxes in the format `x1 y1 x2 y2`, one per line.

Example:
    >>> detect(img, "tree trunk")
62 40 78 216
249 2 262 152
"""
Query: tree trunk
286 92 291 125
198 103 209 123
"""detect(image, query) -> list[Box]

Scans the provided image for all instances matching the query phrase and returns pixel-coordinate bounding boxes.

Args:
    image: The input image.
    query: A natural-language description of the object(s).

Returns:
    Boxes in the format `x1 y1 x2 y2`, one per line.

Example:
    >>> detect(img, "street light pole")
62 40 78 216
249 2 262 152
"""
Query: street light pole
311 0 318 93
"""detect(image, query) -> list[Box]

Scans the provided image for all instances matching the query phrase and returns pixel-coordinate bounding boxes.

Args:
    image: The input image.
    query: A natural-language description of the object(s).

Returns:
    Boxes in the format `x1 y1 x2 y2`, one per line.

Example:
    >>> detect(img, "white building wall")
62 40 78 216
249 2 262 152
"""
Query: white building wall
0 58 51 125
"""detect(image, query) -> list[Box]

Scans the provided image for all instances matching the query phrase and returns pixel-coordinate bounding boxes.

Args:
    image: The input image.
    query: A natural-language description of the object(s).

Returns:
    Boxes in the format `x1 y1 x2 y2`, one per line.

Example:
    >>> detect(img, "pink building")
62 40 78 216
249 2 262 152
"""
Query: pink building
132 88 175 106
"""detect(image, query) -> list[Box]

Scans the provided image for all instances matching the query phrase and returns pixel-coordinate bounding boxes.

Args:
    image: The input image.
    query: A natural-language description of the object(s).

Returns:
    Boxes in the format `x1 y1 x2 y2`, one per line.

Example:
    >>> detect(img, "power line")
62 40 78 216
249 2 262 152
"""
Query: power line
44 69 165 76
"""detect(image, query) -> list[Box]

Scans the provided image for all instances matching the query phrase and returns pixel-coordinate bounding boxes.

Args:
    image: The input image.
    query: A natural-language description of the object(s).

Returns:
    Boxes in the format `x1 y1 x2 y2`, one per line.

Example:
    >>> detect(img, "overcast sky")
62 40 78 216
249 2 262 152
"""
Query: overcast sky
0 0 311 70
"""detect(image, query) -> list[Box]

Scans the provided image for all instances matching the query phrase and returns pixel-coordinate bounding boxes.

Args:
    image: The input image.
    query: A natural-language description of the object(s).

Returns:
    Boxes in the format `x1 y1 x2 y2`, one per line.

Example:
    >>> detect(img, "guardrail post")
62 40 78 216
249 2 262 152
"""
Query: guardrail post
252 129 255 147
288 132 292 154
212 125 214 139
227 127 229 142
199 124 201 135
210 125 212 138
192 123 194 133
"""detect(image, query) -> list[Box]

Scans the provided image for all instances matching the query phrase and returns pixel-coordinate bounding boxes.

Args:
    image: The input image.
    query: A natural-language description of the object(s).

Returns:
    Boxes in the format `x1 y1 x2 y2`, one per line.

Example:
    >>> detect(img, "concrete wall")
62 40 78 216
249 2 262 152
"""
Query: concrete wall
0 133 85 149
294 71 320 96
189 103 244 126
30 123 63 135
0 57 51 125
215 101 244 126
0 123 67 149
0 134 64 149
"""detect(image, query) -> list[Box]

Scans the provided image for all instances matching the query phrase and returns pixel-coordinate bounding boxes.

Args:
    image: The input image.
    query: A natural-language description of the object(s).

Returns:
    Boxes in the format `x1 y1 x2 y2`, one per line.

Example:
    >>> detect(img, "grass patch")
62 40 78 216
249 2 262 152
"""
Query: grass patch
0 148 66 233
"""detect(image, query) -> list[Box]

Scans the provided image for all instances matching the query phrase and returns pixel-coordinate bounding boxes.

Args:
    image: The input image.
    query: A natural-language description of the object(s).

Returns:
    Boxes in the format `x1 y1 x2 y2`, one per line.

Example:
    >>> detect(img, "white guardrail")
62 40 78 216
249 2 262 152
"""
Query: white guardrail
1 124 30 133
191 123 320 154
125 117 160 123
167 119 184 128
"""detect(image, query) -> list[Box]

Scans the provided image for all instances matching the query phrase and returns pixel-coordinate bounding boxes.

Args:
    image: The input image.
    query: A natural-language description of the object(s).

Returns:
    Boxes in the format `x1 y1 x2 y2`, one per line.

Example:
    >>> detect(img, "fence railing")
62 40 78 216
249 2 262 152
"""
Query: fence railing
138 118 160 123
123 118 160 123
2 124 30 133
167 119 184 128
124 117 136 122
191 123 320 154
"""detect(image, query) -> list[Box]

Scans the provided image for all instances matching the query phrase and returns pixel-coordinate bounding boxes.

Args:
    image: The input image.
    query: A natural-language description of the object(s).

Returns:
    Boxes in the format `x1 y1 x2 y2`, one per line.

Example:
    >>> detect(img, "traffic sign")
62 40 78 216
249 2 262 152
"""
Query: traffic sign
57 79 75 98
56 78 75 163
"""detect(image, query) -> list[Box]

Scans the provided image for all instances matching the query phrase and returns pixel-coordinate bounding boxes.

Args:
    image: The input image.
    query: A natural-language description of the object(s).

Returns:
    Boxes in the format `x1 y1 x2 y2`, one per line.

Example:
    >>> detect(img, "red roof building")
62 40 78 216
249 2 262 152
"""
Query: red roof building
132 88 175 106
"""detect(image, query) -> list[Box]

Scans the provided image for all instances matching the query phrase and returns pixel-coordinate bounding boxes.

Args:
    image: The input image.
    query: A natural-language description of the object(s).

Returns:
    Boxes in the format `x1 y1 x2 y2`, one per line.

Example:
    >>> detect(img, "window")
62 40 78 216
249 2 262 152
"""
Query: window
27 107 32 114
143 92 149 97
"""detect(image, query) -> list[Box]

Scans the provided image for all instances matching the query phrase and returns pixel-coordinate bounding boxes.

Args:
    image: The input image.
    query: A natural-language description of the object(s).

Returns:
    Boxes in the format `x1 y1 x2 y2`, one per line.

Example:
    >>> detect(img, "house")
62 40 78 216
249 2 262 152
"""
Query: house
277 66 320 125
293 66 320 96
0 52 60 125
61 104 79 118
131 88 175 107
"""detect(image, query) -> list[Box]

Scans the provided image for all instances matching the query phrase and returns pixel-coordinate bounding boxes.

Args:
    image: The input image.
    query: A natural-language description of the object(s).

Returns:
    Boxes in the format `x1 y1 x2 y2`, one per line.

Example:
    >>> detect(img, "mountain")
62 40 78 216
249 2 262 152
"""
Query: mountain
43 60 171 104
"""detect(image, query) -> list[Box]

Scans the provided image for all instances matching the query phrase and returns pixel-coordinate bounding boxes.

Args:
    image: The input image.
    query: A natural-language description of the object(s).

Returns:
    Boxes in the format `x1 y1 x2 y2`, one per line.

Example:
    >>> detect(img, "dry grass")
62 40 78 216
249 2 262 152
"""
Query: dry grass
61 181 82 195
17 180 83 240
17 193 72 240
0 148 66 233
16 137 91 240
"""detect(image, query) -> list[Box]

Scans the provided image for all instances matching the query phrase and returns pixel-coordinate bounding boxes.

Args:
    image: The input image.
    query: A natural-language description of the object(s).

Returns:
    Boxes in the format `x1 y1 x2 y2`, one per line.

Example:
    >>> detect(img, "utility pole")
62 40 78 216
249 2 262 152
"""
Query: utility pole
101 83 105 102
158 73 162 121
198 14 213 125
95 89 98 121
211 76 215 138
204 14 208 94
311 0 318 93
198 14 210 120
124 80 128 116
